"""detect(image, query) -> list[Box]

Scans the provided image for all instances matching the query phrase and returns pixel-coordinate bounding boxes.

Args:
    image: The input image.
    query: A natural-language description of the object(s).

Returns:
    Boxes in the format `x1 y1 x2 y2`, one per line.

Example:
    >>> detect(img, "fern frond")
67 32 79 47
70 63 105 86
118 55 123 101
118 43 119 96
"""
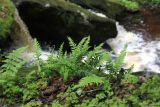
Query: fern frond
58 43 64 57
114 45 127 72
68 37 76 51
70 37 90 62
73 75 105 89
1 47 26 73
33 38 41 60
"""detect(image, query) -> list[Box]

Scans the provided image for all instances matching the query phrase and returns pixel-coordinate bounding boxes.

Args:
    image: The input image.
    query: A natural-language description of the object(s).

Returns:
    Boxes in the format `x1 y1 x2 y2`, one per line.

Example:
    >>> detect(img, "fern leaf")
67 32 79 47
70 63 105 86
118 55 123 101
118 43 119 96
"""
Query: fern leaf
68 37 76 51
114 45 127 72
58 43 64 57
74 75 105 89
33 38 41 60
1 47 26 73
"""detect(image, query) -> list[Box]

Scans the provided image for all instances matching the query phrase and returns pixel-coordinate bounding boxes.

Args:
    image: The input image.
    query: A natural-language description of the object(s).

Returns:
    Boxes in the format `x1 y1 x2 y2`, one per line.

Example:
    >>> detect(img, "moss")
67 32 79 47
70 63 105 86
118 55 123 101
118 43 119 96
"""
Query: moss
28 0 113 22
110 0 139 12
70 0 125 18
0 0 15 39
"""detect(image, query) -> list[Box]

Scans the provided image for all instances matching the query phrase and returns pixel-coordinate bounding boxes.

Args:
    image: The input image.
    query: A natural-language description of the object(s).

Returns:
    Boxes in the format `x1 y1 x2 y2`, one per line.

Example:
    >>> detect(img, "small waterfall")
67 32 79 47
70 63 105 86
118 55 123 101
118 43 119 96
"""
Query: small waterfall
107 22 160 73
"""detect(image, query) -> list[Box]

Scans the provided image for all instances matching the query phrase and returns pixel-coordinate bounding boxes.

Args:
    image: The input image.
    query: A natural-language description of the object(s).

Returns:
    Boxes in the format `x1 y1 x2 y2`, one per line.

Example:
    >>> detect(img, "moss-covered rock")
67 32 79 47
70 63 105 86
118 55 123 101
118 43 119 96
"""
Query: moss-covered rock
69 0 140 19
11 9 33 51
69 0 125 19
0 0 15 39
16 0 117 50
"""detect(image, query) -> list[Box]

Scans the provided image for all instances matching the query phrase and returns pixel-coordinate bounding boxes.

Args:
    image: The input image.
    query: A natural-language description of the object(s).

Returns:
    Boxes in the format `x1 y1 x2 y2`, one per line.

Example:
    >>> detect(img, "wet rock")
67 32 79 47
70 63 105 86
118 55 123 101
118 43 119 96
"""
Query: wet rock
69 0 125 19
15 0 117 50
11 8 33 51
0 0 33 51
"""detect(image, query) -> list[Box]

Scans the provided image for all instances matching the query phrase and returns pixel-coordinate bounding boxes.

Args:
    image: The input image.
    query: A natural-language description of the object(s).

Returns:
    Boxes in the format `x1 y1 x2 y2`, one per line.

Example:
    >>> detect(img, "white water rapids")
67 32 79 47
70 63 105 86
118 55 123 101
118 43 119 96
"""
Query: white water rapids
107 22 160 73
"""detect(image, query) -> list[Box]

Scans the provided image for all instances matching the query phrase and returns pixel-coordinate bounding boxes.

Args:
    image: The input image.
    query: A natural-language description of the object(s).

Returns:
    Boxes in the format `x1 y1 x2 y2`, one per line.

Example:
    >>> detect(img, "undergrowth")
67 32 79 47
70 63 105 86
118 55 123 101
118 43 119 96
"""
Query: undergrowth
0 37 160 106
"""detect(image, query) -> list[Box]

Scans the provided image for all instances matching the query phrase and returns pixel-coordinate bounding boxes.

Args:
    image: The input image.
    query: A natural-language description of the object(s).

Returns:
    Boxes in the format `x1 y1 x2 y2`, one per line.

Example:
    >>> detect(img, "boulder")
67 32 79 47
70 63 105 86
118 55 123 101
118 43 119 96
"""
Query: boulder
11 9 33 51
68 0 125 19
15 0 117 50
0 0 33 51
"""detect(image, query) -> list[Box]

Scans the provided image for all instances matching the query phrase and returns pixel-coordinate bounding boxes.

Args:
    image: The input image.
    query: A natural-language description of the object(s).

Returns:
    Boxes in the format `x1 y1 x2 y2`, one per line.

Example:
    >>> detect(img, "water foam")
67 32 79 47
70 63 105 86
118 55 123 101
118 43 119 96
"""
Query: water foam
107 22 160 73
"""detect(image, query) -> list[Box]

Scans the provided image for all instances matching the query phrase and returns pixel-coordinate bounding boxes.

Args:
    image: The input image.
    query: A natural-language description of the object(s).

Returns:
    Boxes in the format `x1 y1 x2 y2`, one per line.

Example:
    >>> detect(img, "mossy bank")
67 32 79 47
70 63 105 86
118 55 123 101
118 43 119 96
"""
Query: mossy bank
0 0 15 40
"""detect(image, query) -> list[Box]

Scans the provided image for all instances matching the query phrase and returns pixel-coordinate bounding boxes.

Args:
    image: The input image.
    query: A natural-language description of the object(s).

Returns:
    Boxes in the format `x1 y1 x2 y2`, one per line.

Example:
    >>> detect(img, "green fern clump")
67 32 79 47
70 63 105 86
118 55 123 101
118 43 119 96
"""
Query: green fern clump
44 37 127 81
0 37 142 106
44 37 93 81
1 47 26 73
0 47 27 104
0 45 44 105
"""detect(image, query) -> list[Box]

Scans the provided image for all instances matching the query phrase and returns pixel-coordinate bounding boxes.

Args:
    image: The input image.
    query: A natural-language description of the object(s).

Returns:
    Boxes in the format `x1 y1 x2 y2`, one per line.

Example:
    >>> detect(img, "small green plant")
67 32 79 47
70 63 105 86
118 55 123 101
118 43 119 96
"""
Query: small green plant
33 38 42 73
73 75 105 89
121 0 139 11
121 73 139 84
139 75 160 102
0 45 44 105
21 101 42 107
44 37 103 81
52 100 62 107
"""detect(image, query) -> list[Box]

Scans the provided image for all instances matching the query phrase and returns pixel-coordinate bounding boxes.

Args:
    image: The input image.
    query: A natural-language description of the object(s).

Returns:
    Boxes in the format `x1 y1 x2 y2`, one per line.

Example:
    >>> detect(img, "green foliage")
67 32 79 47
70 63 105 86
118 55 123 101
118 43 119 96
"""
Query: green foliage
1 47 26 73
44 37 105 81
33 38 42 73
21 101 42 107
139 75 160 101
0 46 43 105
105 46 127 79
52 100 62 107
120 0 139 11
33 38 42 61
57 87 79 106
135 0 160 6
121 73 139 84
110 0 139 11
0 47 26 104
106 97 126 107
0 0 15 39
1 37 160 106
73 75 105 89
45 37 127 82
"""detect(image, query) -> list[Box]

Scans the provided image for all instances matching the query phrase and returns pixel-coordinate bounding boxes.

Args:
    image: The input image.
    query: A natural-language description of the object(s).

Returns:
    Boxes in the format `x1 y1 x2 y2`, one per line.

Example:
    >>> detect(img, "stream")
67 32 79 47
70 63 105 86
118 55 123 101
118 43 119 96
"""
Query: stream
107 8 160 73
14 5 160 73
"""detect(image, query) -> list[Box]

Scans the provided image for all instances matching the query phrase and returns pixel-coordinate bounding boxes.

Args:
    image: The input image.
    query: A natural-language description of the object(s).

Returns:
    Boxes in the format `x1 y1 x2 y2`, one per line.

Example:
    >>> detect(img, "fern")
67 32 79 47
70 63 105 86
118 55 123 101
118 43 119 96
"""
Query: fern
113 45 127 72
73 75 105 89
33 38 41 60
68 37 90 62
33 38 42 73
44 37 91 80
1 47 26 73
45 37 110 80
105 46 127 78
0 47 27 105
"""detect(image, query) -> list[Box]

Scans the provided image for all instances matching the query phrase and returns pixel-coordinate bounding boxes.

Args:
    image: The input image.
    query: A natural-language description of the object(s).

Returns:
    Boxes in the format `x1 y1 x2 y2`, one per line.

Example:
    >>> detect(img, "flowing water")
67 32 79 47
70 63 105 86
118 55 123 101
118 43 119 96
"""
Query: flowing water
107 8 160 73
18 7 160 73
